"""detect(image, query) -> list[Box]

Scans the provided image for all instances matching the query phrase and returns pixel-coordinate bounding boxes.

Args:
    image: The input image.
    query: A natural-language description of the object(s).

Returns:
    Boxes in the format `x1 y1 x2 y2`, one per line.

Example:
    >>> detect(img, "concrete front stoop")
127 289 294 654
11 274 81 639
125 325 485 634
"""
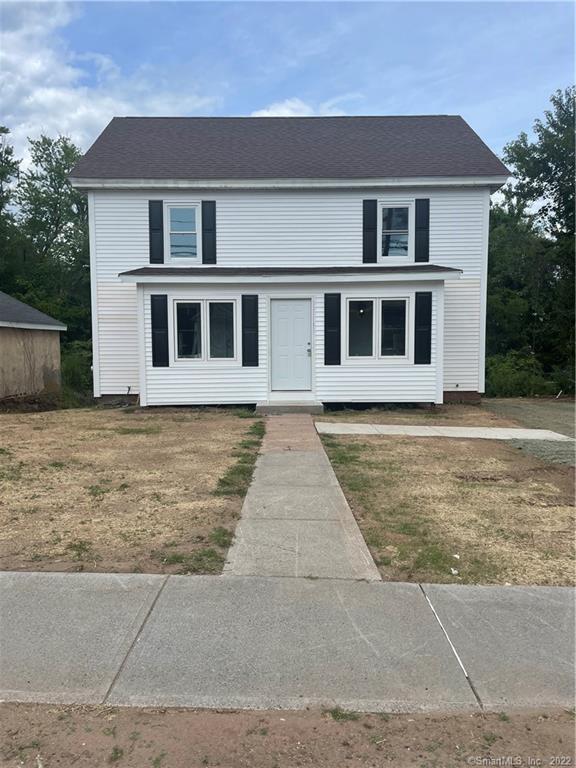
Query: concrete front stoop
255 401 324 415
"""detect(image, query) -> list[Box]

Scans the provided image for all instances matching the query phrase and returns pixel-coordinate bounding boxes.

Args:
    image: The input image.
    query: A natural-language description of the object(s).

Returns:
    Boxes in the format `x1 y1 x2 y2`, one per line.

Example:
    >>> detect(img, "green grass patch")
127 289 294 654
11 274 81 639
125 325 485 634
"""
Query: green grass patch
214 420 265 497
66 539 93 560
210 526 234 548
324 707 361 722
114 425 161 435
153 547 224 574
87 483 111 498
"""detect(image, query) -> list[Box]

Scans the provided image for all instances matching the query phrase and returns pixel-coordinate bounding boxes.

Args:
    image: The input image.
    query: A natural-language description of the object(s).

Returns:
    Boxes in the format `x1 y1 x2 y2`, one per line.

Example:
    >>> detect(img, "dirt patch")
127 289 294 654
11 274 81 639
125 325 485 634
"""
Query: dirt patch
1 703 573 768
320 403 520 427
322 434 574 585
0 407 263 574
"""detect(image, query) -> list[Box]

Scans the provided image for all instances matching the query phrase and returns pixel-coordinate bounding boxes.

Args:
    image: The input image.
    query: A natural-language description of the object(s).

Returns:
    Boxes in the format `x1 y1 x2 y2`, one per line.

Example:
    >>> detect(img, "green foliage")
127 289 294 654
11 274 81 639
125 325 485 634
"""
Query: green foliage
0 128 91 349
488 88 575 392
486 352 555 397
61 340 92 393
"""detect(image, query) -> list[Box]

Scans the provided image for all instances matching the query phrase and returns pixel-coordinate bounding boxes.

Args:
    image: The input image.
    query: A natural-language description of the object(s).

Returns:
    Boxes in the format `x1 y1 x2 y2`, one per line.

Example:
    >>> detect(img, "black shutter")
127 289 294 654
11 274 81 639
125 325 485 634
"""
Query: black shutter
414 199 430 263
362 200 377 263
241 295 259 367
324 293 341 365
149 201 164 264
151 295 169 367
414 292 432 364
202 201 216 264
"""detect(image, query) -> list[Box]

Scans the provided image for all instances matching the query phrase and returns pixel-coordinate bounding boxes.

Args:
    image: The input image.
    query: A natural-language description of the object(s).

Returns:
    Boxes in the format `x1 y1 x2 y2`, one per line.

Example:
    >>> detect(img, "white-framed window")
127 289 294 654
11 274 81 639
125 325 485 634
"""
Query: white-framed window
346 297 409 360
165 204 201 261
380 299 407 357
175 301 202 359
348 299 375 358
174 299 236 362
378 202 414 261
208 301 235 359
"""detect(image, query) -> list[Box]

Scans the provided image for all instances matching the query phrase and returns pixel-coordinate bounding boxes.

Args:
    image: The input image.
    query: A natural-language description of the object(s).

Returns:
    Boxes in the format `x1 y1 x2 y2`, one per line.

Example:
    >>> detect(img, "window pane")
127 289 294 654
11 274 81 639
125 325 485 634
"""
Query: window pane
382 206 408 231
177 303 201 358
170 233 197 258
209 303 234 359
382 233 408 258
381 300 406 356
170 207 196 232
348 300 373 357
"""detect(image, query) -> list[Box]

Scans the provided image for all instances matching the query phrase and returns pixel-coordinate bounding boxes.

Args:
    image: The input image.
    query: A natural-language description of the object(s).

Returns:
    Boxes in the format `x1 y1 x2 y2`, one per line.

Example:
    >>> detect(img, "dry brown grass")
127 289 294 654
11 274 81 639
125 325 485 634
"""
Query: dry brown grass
318 403 519 427
322 433 575 585
0 407 262 574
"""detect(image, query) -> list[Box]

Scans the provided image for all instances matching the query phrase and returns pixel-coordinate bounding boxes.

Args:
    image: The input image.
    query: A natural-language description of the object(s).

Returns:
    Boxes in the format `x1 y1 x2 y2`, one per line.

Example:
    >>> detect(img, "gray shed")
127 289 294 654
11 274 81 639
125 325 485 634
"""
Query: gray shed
0 291 67 399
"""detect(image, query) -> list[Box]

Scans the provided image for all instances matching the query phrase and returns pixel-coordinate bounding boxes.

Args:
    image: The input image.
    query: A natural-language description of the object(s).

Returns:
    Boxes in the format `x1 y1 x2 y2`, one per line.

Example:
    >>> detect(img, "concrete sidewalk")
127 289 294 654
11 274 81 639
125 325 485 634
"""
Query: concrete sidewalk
224 415 380 580
0 572 573 713
316 422 574 441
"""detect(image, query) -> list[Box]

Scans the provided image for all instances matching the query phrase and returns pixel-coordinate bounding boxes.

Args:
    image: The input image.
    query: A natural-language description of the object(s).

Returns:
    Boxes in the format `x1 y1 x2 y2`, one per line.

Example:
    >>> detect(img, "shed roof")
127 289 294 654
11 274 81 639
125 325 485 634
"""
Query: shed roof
0 291 67 331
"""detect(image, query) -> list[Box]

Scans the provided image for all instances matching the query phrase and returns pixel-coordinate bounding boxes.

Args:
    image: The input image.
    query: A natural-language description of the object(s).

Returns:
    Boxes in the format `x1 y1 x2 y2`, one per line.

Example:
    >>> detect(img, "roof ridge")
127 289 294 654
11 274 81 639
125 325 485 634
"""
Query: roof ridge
116 114 461 120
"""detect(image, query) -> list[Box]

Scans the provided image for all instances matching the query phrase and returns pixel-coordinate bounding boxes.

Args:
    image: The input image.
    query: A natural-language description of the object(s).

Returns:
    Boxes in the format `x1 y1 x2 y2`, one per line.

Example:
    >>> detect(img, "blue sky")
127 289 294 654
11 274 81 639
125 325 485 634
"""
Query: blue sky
1 1 573 161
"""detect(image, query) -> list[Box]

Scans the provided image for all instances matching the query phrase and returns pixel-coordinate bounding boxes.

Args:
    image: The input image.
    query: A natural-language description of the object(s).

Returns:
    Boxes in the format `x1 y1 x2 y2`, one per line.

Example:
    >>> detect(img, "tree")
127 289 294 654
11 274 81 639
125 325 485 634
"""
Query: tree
503 86 575 240
0 126 19 214
486 87 576 393
0 127 29 298
15 135 90 341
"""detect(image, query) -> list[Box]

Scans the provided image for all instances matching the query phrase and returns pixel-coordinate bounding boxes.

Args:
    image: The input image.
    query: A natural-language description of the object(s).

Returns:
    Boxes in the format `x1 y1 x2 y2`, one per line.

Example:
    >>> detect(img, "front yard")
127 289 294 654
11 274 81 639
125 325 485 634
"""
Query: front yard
0 407 263 574
320 400 575 585
321 431 574 585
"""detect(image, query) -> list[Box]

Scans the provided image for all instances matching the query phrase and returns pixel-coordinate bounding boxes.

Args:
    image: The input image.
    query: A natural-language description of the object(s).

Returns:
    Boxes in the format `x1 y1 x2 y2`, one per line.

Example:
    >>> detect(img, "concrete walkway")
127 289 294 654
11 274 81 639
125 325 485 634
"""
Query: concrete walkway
317 422 574 441
224 415 380 581
1 572 573 712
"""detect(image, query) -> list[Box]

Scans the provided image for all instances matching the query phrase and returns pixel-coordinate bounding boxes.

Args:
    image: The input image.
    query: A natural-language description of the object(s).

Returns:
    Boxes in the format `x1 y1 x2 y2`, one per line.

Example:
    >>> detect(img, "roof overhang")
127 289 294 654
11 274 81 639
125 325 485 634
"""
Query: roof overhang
71 175 509 193
0 321 67 332
119 265 462 285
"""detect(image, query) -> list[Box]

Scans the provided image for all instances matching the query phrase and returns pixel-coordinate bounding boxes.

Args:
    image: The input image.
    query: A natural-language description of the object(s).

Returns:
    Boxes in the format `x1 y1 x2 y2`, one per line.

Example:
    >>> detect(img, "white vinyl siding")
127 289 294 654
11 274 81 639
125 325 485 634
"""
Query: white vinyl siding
443 279 482 392
90 186 489 396
139 282 441 406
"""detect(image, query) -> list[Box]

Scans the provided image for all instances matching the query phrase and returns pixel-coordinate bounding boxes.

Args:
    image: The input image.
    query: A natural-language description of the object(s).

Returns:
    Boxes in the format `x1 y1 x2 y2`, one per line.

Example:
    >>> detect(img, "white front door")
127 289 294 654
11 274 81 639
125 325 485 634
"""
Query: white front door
271 299 312 391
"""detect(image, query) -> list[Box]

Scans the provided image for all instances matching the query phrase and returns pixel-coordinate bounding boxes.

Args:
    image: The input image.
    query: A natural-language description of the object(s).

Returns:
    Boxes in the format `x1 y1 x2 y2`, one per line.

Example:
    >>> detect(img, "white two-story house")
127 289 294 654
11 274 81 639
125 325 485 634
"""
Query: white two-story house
70 116 509 409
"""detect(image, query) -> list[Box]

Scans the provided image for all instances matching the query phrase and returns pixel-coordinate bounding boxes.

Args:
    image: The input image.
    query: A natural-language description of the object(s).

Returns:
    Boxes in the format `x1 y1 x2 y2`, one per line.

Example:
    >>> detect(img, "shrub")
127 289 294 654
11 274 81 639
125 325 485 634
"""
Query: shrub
61 340 92 393
485 352 556 397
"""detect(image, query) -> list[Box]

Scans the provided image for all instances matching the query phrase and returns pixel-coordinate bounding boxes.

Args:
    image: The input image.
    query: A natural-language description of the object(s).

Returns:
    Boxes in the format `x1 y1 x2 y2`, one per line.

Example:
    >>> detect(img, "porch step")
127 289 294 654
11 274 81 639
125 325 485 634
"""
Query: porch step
255 401 324 416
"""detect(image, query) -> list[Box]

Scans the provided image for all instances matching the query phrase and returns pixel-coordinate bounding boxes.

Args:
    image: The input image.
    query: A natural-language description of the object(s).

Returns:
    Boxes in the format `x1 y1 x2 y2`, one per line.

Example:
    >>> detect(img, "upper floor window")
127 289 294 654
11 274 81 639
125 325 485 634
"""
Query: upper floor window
166 204 200 260
379 202 414 261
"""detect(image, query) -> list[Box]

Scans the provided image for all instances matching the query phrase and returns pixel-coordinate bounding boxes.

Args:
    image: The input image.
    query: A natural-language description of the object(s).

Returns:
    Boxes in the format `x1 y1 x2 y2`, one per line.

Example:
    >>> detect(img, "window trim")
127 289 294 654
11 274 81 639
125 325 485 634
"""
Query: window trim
377 200 415 263
164 203 202 263
172 298 238 364
344 296 411 362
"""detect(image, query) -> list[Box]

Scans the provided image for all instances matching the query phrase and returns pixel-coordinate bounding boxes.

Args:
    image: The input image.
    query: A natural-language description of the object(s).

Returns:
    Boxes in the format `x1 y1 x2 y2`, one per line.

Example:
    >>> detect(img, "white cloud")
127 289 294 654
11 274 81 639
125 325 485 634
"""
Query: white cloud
0 2 219 163
251 93 362 118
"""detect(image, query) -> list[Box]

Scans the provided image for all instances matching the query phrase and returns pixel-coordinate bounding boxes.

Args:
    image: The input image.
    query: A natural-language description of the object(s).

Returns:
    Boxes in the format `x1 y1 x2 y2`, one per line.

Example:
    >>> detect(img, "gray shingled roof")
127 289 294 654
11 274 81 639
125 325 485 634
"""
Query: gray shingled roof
70 116 509 181
120 264 461 278
0 291 66 330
